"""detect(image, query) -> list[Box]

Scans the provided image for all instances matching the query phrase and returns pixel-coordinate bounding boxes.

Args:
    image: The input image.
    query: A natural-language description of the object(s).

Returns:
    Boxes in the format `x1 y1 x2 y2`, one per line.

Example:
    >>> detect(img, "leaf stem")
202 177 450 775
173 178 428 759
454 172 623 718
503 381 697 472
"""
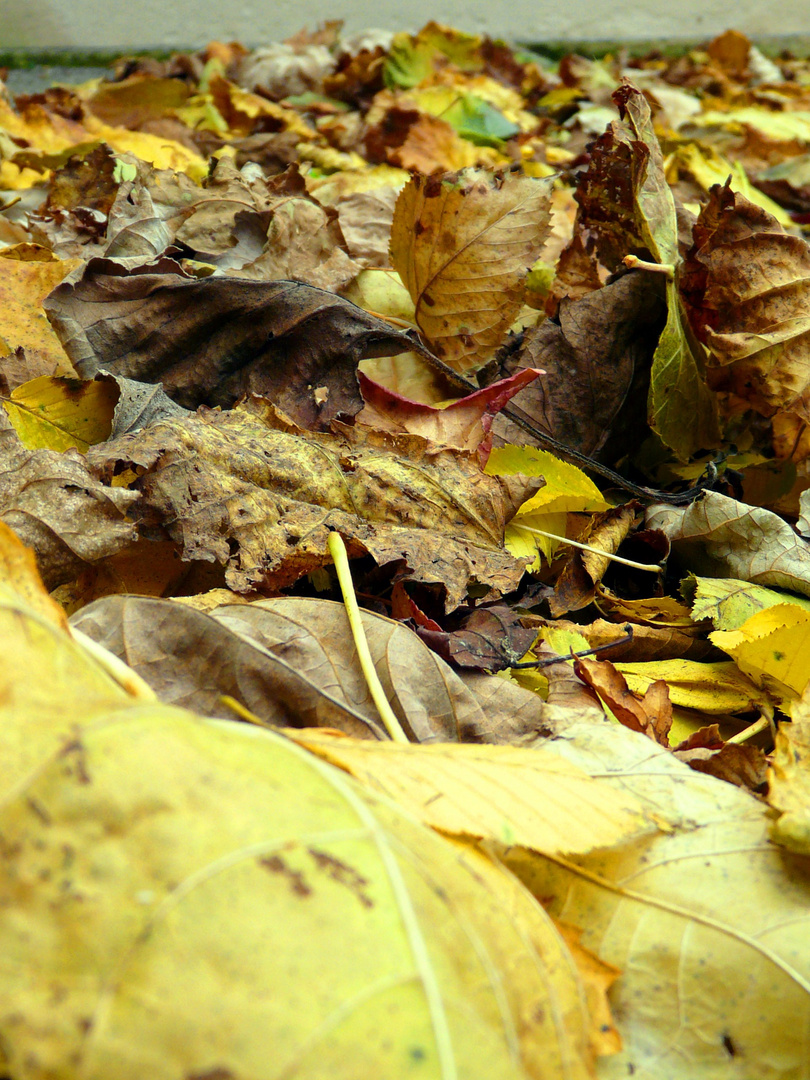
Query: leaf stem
511 523 663 572
623 254 676 276
327 531 410 744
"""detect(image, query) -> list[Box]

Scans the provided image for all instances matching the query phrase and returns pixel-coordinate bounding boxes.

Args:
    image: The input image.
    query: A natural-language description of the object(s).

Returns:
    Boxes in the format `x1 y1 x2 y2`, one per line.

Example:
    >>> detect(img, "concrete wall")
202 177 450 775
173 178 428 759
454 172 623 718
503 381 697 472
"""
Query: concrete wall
3 0 809 51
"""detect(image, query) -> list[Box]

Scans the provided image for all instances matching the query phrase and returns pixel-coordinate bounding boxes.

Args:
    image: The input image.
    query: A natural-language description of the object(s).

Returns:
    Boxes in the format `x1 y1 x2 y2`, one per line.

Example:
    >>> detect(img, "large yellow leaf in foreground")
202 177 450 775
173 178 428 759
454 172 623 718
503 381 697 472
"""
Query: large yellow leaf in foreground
0 587 597 1080
503 723 810 1080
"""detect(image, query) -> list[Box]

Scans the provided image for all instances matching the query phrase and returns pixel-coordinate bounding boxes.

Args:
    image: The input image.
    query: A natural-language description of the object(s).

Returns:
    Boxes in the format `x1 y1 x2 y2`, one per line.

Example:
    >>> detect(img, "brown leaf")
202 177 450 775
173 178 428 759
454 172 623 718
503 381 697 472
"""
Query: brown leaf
533 617 721 663
87 401 536 610
414 604 538 672
493 270 665 459
680 181 810 428
28 144 122 258
549 503 637 616
675 741 768 792
575 657 673 745
390 167 552 373
365 106 482 175
0 423 138 589
69 594 548 743
44 261 436 426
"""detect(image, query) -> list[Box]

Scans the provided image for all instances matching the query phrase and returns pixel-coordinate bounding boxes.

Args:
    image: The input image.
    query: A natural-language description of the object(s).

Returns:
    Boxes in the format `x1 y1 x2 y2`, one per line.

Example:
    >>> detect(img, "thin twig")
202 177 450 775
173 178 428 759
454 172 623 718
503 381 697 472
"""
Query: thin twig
511 523 663 571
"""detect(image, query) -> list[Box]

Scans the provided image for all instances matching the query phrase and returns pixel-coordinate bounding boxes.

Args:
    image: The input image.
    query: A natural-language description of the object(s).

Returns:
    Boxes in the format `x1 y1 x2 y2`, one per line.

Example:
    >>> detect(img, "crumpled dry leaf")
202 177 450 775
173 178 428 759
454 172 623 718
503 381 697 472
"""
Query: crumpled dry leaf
44 261 437 425
87 400 536 609
648 490 810 598
493 270 665 460
70 593 549 743
0 422 137 589
0 582 596 1080
390 167 552 373
413 603 538 672
503 720 810 1080
549 503 638 616
681 180 810 430
574 657 672 745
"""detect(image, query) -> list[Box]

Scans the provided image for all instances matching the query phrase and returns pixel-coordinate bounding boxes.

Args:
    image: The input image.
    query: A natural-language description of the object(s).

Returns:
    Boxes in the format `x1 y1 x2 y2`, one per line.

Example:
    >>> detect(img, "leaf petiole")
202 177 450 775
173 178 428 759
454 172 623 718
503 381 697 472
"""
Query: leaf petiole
327 531 410 744
511 523 664 572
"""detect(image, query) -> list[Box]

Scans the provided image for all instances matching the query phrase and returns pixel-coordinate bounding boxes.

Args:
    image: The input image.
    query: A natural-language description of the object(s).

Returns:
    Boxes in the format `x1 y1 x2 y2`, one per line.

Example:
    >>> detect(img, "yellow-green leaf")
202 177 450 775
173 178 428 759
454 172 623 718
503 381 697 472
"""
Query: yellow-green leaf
2 374 117 452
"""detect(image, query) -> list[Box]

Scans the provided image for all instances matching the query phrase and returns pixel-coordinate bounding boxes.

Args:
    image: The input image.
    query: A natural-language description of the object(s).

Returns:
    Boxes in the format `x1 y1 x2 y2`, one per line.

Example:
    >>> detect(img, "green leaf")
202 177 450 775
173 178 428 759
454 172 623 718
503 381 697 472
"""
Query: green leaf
647 279 720 461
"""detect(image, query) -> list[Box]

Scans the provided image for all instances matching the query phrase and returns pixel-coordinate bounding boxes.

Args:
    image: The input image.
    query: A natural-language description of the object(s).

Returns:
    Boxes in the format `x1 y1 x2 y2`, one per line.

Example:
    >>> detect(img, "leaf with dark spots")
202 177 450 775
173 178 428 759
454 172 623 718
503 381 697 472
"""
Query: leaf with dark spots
492 270 665 460
44 260 438 428
87 400 537 609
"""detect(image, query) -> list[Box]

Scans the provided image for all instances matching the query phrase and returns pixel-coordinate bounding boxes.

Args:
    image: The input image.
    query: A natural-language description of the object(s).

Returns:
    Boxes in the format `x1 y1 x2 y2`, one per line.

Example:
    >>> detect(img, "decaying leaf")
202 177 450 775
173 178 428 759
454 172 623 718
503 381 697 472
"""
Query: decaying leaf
390 167 552 373
44 261 440 426
87 400 536 608
70 593 548 743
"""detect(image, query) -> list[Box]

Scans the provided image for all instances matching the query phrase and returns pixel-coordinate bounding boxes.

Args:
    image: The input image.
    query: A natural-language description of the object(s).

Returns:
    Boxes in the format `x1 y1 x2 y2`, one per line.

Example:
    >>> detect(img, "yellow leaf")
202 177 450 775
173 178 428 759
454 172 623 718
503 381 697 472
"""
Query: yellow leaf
487 444 609 565
0 584 598 1080
503 721 810 1079
83 117 208 179
768 682 810 854
0 256 82 375
684 574 810 630
391 168 552 373
615 659 767 713
2 374 116 452
290 729 656 856
711 603 810 705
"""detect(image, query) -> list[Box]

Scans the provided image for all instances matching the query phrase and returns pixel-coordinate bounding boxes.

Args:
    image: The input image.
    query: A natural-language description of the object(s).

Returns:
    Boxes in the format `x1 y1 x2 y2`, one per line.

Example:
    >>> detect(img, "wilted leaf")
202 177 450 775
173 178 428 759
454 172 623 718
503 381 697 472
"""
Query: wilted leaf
44 262 438 425
648 490 810 598
494 270 666 461
88 401 535 609
70 593 549 742
681 181 810 426
0 424 137 589
549 503 637 616
414 603 538 672
291 727 656 855
503 721 810 1080
390 167 552 373
0 585 597 1080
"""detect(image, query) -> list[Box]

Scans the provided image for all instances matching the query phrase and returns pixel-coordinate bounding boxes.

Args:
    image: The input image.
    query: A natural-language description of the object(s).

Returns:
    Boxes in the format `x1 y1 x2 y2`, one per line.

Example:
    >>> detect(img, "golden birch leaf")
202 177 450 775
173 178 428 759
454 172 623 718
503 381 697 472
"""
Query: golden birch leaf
615 658 767 714
710 603 810 705
3 374 117 453
502 722 810 1080
390 168 552 373
0 585 599 1080
288 729 657 856
768 682 810 854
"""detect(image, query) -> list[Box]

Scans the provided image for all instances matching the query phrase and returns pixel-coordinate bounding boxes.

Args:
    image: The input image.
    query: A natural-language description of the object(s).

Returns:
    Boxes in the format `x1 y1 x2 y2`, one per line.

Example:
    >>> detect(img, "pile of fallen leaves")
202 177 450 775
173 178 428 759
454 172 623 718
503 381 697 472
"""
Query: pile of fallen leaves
2 20 810 1079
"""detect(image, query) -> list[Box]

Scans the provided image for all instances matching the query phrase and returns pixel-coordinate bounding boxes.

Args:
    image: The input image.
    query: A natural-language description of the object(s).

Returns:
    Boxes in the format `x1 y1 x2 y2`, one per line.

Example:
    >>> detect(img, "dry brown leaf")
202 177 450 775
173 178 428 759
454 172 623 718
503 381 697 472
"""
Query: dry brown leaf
681 181 810 433
70 594 549 743
390 167 552 373
574 657 673 745
44 263 435 427
549 503 638 616
0 422 138 590
87 400 535 609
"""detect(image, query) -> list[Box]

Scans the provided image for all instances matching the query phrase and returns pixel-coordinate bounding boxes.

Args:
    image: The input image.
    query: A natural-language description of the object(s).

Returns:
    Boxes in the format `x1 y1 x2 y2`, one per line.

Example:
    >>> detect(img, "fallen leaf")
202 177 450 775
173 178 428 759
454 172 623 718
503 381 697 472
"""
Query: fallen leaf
44 262 438 425
648 490 810 598
0 254 82 376
414 603 538 672
768 682 810 854
87 401 535 608
503 721 810 1080
615 658 766 714
70 593 549 742
0 423 138 589
681 181 810 430
549 503 638 616
493 270 666 461
290 727 656 855
0 583 596 1080
675 740 768 792
390 167 552 373
711 603 810 705
2 373 117 452
574 657 673 744
682 573 810 629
